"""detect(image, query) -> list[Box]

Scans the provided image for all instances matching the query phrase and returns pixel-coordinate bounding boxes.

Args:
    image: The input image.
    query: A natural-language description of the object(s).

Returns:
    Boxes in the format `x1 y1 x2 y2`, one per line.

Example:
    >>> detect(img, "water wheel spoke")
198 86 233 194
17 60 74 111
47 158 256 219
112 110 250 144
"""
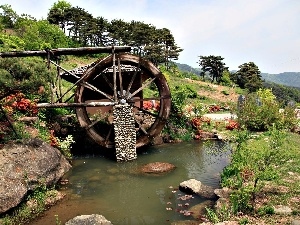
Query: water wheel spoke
129 77 156 99
117 58 124 98
85 118 102 130
101 73 114 90
105 126 113 144
128 96 170 103
134 118 148 135
133 105 160 118
125 62 140 99
81 82 114 101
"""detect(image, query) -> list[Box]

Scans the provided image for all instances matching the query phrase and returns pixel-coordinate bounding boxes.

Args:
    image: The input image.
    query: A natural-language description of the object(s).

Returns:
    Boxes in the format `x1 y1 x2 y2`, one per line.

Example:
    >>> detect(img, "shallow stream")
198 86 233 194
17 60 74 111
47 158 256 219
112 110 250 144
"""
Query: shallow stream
31 140 230 225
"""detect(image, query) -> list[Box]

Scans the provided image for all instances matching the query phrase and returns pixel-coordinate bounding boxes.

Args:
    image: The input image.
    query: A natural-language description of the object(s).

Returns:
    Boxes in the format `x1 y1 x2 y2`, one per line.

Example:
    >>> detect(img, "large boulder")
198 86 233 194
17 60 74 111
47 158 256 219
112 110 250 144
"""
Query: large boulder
0 138 71 213
179 179 217 199
139 162 176 174
65 214 113 225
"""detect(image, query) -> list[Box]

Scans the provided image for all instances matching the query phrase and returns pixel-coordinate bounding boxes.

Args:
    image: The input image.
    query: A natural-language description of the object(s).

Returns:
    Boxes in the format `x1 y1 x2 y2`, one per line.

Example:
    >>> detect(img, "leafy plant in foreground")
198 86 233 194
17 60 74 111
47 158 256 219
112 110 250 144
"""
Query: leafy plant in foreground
237 88 297 131
221 126 289 214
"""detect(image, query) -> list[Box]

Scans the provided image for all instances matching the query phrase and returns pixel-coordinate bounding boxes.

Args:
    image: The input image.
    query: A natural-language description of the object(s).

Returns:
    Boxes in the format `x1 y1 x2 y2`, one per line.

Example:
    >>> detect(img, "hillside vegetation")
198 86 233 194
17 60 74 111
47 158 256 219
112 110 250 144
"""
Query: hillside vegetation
262 72 300 88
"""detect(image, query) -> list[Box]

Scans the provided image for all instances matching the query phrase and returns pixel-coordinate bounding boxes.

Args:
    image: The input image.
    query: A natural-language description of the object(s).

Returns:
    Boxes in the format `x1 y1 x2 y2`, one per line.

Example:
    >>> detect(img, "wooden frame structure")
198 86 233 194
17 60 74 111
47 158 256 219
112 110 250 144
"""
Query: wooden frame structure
0 46 171 149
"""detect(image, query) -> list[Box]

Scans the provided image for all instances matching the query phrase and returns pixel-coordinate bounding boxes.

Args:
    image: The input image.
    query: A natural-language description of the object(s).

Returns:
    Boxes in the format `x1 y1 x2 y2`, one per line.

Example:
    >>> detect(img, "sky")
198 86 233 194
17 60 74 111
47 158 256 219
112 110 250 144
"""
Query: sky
1 0 300 74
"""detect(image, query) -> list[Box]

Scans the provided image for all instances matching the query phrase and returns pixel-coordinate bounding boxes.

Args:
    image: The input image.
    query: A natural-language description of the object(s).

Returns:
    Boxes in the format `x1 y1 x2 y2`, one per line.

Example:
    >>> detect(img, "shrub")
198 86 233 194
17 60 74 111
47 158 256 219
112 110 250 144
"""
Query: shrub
225 119 239 130
257 205 275 216
230 187 254 214
0 57 54 102
171 84 198 113
1 93 38 116
163 114 194 142
237 89 297 131
221 127 288 214
220 70 233 87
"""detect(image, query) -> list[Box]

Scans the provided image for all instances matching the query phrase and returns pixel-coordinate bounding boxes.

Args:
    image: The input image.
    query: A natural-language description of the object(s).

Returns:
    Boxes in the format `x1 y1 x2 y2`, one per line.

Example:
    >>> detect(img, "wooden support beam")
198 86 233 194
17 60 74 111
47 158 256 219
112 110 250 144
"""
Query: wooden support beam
0 46 131 58
37 102 115 108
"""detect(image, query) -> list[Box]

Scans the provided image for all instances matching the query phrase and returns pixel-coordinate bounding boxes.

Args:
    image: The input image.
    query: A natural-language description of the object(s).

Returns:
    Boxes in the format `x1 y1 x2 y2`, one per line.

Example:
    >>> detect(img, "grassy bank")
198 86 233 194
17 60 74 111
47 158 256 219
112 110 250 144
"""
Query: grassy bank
206 130 300 224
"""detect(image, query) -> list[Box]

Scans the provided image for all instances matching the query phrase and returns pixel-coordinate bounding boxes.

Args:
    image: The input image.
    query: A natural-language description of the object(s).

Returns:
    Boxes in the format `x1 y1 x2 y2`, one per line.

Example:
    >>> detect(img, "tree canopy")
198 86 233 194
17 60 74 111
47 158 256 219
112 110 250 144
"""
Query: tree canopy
198 55 228 83
46 0 182 67
0 1 182 68
232 62 263 92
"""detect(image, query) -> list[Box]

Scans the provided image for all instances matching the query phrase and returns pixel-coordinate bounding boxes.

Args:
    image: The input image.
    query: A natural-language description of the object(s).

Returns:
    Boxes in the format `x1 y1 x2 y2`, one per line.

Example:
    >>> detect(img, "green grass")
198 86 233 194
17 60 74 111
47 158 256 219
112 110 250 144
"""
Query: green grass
219 131 300 224
0 185 58 225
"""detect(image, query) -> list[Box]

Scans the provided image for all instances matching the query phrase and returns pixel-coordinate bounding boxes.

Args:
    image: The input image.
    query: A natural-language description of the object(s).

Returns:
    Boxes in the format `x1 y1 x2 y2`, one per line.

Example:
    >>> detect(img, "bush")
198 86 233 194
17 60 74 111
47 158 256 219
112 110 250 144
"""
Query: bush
171 84 198 113
230 187 254 214
237 89 297 131
163 114 194 142
220 70 233 87
0 57 54 102
221 127 288 214
0 33 25 51
257 205 275 216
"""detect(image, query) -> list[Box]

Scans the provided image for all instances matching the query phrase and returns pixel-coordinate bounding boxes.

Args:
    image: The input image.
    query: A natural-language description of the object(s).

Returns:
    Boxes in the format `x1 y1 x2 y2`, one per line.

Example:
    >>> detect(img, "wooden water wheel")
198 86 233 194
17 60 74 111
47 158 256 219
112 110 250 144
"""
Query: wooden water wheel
75 53 171 148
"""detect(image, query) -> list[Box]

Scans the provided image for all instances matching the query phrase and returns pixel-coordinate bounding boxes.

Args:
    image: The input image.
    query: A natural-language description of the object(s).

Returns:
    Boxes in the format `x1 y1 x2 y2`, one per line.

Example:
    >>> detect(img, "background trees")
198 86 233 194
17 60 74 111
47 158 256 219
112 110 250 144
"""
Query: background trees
0 4 18 29
14 19 69 50
232 62 263 92
1 0 183 68
46 0 71 33
45 0 182 67
198 55 228 83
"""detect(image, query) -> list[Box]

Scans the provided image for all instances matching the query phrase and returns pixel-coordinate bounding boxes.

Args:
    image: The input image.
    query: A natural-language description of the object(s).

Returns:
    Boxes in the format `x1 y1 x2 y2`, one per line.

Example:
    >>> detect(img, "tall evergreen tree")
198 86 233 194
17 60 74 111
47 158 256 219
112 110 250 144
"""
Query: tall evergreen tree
47 0 71 33
129 21 154 56
46 1 182 65
198 55 228 83
93 16 109 46
235 62 263 92
0 4 19 29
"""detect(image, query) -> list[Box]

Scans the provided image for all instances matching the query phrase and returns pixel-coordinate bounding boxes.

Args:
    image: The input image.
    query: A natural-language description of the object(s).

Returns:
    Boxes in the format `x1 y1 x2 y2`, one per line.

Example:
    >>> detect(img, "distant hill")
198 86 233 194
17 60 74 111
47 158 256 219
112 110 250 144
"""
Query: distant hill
261 72 300 88
174 62 201 75
174 62 300 89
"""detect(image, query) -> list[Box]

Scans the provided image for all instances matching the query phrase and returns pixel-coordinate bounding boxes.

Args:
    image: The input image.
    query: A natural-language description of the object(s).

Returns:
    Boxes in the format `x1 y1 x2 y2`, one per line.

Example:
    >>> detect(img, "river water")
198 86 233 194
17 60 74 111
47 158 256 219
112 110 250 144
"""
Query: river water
31 140 230 225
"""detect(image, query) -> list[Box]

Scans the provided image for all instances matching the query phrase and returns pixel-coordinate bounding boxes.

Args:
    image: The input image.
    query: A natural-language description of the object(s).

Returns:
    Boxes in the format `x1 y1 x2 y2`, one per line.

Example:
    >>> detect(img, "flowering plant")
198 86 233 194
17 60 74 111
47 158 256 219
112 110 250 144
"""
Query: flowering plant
143 101 160 112
225 119 239 130
209 105 221 113
2 93 38 116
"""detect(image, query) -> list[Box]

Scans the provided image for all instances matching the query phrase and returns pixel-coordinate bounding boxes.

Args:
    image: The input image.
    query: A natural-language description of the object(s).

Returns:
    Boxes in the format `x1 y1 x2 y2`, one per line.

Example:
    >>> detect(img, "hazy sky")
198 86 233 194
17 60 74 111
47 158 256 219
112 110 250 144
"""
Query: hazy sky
1 0 300 73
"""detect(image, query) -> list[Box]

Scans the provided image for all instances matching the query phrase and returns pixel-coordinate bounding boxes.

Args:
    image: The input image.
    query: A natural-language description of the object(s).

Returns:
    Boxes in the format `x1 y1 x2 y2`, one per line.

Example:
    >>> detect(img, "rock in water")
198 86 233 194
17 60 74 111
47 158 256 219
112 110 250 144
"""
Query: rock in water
65 214 113 225
0 138 71 213
140 162 176 174
179 179 217 199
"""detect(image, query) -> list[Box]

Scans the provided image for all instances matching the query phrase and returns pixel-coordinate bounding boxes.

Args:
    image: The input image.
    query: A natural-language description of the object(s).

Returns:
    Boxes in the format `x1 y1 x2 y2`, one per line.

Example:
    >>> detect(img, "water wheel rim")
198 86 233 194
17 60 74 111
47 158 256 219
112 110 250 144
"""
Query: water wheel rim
75 53 171 148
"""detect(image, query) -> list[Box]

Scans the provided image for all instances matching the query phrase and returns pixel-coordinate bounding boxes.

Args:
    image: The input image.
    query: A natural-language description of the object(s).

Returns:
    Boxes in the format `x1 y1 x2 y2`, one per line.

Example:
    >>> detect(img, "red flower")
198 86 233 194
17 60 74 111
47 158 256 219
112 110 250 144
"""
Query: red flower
191 118 201 128
143 101 153 110
49 130 59 147
209 105 221 113
226 120 239 130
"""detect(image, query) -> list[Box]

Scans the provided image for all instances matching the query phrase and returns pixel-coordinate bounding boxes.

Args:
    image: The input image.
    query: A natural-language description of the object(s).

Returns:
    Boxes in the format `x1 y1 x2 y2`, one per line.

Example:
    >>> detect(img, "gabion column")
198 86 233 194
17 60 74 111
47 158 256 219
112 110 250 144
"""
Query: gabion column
113 104 137 161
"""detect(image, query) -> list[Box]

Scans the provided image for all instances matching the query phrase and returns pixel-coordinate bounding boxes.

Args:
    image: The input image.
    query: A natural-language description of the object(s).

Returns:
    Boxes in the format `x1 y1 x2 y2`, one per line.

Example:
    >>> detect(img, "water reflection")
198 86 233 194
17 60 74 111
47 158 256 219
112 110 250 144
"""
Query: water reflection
31 140 230 225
